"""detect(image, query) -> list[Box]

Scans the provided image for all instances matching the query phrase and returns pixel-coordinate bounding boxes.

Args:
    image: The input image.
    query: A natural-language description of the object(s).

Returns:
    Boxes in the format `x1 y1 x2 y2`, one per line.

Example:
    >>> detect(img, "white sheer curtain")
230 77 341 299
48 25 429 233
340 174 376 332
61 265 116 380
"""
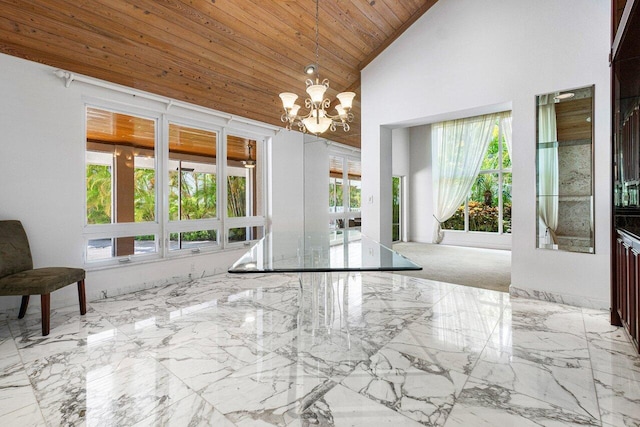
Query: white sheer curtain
432 113 501 243
500 112 512 158
537 96 559 244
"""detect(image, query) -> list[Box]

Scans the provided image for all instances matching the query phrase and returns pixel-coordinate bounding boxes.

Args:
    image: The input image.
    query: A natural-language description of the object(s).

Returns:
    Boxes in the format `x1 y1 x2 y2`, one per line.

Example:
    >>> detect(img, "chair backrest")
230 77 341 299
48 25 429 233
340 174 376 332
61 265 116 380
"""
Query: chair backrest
0 220 33 278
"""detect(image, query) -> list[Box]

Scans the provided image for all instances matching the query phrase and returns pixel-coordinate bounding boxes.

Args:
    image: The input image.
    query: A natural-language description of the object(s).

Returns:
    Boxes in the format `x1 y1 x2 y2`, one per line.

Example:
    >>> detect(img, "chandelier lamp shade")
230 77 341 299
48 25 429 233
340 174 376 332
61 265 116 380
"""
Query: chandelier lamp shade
242 142 256 168
279 0 356 135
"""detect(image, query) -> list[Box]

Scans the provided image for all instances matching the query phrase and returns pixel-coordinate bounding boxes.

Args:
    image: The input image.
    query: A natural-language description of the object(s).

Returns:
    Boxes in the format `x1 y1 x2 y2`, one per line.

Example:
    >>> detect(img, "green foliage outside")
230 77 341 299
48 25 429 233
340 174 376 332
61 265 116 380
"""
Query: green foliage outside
86 163 234 242
329 179 343 209
135 168 156 222
392 176 401 241
86 164 112 225
227 176 247 241
350 183 361 210
169 170 216 221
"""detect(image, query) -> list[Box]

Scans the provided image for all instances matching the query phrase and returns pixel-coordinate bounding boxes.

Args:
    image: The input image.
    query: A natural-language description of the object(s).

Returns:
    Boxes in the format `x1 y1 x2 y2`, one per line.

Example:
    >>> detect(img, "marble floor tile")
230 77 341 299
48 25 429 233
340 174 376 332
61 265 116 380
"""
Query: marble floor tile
296 383 424 426
388 320 488 375
0 404 45 427
132 393 236 427
9 306 122 364
593 368 640 426
341 346 467 426
0 271 639 426
470 343 600 421
198 352 336 426
445 378 600 426
0 336 41 419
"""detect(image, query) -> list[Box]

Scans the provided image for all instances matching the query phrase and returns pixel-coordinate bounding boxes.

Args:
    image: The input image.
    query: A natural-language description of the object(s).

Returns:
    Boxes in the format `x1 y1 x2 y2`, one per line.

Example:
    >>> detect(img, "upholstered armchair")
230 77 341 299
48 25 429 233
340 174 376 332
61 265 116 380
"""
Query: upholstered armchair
0 220 86 335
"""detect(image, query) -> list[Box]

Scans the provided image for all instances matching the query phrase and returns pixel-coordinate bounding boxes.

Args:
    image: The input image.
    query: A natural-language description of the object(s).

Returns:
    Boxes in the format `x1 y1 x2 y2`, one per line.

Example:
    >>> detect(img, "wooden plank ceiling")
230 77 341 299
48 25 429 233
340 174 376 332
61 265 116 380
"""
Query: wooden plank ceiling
0 0 438 148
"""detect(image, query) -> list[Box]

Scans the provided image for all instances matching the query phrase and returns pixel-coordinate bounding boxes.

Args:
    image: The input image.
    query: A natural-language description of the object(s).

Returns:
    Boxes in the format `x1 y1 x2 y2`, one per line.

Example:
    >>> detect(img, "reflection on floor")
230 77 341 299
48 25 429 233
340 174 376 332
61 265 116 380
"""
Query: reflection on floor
0 272 638 426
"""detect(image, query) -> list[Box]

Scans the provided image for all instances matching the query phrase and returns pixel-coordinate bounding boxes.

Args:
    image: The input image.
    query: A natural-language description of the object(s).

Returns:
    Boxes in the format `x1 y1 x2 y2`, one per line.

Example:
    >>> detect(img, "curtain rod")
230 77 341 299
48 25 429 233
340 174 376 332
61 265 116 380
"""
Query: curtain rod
53 69 280 134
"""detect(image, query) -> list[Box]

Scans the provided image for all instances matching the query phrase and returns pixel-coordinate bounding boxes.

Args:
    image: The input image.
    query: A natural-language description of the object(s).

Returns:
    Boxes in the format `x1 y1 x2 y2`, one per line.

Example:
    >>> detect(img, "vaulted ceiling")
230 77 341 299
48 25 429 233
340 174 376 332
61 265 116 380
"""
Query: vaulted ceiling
0 0 438 148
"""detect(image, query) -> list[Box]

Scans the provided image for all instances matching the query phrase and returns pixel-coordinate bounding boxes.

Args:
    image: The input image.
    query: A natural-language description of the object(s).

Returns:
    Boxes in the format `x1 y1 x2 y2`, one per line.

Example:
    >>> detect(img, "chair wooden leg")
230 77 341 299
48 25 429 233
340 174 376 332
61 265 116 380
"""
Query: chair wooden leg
77 279 87 315
18 295 30 319
41 294 50 336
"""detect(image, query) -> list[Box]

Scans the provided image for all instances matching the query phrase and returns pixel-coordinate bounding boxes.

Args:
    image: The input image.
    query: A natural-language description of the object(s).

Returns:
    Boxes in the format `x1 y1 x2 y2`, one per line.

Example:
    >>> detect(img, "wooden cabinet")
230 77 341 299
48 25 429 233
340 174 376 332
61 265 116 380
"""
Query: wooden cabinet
612 0 640 353
614 232 640 351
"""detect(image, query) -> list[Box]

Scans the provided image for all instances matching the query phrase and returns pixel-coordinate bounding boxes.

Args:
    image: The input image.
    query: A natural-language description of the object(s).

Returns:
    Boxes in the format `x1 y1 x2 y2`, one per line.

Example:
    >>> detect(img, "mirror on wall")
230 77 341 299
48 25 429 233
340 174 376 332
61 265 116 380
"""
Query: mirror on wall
536 85 594 253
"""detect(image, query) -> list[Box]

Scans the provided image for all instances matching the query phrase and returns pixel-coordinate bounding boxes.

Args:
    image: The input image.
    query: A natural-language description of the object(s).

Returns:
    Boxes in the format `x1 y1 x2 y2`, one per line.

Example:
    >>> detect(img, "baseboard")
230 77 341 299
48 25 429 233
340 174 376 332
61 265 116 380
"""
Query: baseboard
509 285 609 311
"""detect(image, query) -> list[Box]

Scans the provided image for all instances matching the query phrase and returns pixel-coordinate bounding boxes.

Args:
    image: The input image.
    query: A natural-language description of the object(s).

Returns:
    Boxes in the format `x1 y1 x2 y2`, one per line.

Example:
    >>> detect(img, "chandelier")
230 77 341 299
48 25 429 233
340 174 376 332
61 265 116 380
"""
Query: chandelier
279 0 356 135
242 142 256 169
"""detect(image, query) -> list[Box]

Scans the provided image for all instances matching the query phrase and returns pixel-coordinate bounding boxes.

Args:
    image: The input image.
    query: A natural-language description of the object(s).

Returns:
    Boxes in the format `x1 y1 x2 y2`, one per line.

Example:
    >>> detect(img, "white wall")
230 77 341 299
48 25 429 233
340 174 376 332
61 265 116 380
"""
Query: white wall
362 0 611 307
0 53 305 311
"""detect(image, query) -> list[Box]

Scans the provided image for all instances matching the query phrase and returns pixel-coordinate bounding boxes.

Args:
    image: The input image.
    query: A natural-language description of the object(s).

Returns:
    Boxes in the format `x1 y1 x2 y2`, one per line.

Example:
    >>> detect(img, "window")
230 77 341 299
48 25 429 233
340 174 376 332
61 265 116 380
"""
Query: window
442 119 512 234
167 122 218 252
85 107 158 261
392 176 402 242
225 134 265 245
84 106 267 265
329 154 361 231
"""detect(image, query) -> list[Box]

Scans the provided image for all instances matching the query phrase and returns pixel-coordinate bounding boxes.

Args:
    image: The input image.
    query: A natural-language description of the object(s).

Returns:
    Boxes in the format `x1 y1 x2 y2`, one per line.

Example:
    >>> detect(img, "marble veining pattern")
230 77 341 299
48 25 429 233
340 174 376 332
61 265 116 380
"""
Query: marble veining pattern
0 272 638 426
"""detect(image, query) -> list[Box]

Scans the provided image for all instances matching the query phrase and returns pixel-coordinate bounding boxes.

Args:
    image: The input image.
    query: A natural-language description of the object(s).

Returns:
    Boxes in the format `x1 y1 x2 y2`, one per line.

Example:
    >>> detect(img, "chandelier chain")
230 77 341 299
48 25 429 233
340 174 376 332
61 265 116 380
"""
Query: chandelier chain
315 0 320 77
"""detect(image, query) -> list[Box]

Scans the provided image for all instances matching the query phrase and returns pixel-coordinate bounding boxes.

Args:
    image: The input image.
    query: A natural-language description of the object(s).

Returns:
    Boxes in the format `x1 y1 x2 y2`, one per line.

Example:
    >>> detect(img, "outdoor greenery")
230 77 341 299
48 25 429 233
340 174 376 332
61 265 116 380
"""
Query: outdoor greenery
329 179 362 211
86 162 250 242
441 123 512 233
392 176 401 241
169 170 216 221
329 179 343 209
86 164 112 225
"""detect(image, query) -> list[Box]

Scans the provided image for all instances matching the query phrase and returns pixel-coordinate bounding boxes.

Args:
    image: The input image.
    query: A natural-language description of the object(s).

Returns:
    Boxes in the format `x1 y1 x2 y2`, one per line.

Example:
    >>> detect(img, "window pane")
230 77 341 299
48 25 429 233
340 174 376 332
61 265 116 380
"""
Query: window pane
227 135 262 218
86 235 157 261
392 176 401 241
135 157 155 222
169 230 217 251
227 176 246 217
503 172 512 234
86 107 156 225
86 160 112 224
480 124 501 170
229 226 264 243
469 173 499 232
502 135 512 169
329 178 344 212
348 160 361 211
329 155 344 212
168 123 217 221
442 203 465 231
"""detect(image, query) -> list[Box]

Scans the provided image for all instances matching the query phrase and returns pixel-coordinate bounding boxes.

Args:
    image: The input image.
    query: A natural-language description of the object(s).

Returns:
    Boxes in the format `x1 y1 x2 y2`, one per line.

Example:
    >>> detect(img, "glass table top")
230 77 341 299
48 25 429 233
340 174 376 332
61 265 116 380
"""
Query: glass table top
228 230 422 273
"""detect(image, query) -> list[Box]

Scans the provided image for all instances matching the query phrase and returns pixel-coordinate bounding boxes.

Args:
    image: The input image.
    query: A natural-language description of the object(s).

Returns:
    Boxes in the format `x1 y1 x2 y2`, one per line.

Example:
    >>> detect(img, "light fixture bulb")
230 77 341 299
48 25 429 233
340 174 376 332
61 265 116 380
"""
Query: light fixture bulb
554 92 575 101
306 84 327 104
289 104 301 118
337 92 356 110
279 92 298 109
304 64 317 75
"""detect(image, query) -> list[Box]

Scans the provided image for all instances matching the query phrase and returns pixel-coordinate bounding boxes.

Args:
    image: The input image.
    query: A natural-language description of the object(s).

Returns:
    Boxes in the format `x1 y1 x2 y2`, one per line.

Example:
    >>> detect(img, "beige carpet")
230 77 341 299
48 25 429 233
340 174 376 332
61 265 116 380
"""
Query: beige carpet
392 242 511 293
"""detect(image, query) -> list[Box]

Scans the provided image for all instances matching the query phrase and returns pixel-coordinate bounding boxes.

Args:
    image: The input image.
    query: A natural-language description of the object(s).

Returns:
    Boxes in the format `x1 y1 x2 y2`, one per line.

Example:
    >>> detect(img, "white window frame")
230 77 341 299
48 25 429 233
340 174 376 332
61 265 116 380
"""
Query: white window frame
83 101 269 267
